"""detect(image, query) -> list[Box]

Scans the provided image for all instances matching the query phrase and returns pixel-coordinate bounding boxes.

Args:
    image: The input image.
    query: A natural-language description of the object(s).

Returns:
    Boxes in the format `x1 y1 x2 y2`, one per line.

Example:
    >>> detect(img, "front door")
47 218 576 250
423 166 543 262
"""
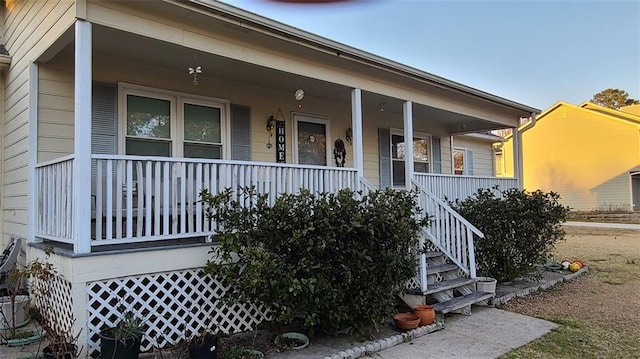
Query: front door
295 116 329 166
632 173 640 211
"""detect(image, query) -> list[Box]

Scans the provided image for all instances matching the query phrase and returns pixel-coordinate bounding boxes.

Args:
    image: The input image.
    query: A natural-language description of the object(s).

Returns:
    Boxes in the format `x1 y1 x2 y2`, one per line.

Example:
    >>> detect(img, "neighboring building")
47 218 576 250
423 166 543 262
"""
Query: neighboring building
0 0 537 356
496 101 640 211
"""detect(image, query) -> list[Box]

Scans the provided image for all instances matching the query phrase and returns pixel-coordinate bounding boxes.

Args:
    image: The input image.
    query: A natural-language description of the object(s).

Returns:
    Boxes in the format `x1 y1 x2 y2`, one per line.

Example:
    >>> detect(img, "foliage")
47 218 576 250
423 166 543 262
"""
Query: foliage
25 247 81 358
591 88 639 109
202 187 427 335
107 311 143 341
451 188 569 282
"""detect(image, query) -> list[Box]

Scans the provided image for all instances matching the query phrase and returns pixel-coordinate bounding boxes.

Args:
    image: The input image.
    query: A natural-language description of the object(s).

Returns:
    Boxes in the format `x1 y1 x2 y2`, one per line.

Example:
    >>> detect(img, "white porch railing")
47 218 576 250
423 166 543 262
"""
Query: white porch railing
412 179 483 292
90 155 358 245
34 155 75 243
413 173 518 203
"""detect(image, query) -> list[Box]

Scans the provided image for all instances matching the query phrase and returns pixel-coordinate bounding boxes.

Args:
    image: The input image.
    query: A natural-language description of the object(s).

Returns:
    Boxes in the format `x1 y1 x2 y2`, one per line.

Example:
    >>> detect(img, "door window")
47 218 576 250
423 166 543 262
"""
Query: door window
297 120 328 166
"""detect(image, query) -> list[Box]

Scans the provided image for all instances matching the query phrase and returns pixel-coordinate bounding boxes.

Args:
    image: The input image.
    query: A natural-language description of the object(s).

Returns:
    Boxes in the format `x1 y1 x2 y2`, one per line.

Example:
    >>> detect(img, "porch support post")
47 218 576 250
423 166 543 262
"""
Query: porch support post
450 136 455 174
403 101 414 190
72 19 92 254
513 126 522 189
351 88 364 179
28 63 40 243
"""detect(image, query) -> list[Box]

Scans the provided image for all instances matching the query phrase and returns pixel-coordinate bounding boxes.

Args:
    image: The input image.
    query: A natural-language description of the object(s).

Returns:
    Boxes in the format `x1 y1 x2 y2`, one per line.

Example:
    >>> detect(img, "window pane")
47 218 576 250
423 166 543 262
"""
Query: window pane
184 143 222 159
413 139 429 162
392 160 405 186
414 162 429 173
392 135 405 160
184 104 221 143
127 95 171 138
126 138 171 157
453 150 465 175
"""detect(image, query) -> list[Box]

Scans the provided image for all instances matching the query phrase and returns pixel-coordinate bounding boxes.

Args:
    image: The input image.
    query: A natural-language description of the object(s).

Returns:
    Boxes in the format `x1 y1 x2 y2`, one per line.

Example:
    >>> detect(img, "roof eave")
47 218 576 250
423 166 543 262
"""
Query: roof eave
185 0 540 115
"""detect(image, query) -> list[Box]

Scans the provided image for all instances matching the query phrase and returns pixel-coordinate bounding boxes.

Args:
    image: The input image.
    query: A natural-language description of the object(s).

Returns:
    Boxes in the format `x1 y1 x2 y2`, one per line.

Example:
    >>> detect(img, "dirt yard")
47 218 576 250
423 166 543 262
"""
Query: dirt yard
501 226 640 358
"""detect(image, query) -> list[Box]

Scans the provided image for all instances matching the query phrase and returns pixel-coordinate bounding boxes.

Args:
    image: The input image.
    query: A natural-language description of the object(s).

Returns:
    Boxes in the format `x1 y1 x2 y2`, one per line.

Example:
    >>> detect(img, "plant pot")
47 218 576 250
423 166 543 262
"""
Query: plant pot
274 332 309 350
99 329 142 359
188 333 218 359
43 343 77 359
412 304 435 326
393 312 420 330
0 295 30 330
476 277 497 294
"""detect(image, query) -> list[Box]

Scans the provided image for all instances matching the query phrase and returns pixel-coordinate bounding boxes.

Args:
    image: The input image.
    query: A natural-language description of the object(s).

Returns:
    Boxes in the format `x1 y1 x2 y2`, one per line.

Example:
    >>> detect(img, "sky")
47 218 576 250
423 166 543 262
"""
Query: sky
221 0 640 111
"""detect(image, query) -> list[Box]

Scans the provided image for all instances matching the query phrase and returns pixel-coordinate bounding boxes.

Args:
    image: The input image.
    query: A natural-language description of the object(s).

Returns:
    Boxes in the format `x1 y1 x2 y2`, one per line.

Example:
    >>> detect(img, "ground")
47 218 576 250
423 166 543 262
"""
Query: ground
501 226 640 358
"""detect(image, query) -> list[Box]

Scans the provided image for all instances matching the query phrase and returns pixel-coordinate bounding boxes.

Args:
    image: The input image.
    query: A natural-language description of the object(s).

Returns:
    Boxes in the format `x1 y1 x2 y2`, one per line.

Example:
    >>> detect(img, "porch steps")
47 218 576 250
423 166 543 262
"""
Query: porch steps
432 291 494 315
404 250 495 317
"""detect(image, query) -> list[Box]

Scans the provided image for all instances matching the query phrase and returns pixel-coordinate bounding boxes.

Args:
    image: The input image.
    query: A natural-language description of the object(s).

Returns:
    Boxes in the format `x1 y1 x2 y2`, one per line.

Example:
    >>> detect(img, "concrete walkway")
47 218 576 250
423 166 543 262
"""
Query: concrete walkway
564 221 640 229
375 307 557 359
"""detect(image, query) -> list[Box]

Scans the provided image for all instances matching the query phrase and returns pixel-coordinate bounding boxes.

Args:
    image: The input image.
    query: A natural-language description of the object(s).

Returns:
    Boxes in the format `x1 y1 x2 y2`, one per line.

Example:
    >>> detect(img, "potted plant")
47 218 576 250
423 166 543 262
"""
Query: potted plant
187 331 218 359
0 267 31 343
99 312 144 359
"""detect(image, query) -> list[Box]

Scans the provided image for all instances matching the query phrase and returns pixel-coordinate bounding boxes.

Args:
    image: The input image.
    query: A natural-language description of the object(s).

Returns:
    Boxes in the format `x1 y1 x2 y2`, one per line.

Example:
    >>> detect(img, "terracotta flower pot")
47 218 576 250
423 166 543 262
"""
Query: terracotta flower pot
412 304 435 326
393 313 420 330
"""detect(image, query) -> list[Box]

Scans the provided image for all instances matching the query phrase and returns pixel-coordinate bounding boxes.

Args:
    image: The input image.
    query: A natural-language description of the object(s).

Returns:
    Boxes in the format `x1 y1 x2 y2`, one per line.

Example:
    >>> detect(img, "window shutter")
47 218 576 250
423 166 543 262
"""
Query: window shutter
432 137 441 173
230 104 251 161
378 128 391 188
92 83 117 156
467 150 474 175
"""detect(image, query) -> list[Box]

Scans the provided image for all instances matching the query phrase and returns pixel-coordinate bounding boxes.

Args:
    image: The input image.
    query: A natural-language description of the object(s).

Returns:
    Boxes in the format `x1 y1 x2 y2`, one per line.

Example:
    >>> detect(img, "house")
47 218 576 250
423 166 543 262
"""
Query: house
496 101 640 211
0 0 537 356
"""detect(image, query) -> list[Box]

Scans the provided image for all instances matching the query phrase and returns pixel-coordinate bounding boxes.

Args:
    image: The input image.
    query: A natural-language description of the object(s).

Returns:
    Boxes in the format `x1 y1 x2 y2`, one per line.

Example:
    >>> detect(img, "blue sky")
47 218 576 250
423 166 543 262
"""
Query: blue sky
222 0 639 111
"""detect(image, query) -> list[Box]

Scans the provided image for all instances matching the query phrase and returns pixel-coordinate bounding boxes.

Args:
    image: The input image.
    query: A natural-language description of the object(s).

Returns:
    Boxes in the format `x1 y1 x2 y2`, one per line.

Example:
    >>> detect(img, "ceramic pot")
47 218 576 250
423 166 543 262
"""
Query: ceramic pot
188 333 218 359
274 332 309 350
393 312 420 330
412 304 435 326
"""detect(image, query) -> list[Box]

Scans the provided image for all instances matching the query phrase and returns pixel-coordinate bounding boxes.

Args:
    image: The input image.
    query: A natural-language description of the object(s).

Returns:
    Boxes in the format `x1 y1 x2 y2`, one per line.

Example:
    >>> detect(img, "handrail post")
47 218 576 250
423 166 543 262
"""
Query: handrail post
467 229 477 278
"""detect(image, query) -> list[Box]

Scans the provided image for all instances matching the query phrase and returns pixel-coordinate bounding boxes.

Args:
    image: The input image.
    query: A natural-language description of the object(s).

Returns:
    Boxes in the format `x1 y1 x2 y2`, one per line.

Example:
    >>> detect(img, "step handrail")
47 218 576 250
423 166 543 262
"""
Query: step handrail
411 179 483 280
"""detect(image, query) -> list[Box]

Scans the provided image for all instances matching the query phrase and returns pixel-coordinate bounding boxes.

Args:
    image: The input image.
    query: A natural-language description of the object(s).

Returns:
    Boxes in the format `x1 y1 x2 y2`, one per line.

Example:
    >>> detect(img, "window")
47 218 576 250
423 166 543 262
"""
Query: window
120 84 227 159
453 148 466 175
391 133 432 187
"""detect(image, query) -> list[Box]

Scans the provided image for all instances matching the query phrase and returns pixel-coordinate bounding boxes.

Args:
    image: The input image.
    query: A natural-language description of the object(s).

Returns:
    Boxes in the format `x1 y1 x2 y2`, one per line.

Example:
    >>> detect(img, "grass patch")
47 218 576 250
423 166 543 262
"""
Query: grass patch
501 325 595 359
602 280 623 285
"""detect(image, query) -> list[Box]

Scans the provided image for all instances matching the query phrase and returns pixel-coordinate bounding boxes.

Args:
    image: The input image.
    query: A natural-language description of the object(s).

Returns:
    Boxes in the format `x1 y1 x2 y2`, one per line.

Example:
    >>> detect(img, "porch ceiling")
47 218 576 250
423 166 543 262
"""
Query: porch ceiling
44 23 516 134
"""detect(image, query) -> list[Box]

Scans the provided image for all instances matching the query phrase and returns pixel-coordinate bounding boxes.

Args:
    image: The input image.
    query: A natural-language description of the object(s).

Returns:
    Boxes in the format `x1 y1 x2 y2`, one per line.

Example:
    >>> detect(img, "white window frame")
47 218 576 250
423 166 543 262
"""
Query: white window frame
118 83 230 158
292 113 332 166
453 147 469 175
390 129 433 173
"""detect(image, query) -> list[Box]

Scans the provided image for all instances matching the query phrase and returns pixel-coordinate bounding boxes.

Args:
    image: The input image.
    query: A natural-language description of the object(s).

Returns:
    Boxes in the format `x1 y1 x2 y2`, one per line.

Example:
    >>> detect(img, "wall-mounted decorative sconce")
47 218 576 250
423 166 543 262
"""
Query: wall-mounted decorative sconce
346 127 353 145
295 76 305 108
266 115 276 149
379 102 386 112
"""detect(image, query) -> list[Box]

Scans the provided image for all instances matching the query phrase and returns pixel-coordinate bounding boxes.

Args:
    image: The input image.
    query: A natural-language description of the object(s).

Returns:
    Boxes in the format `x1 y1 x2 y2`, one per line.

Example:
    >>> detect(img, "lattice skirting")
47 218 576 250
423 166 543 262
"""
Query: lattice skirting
85 269 269 356
33 274 75 340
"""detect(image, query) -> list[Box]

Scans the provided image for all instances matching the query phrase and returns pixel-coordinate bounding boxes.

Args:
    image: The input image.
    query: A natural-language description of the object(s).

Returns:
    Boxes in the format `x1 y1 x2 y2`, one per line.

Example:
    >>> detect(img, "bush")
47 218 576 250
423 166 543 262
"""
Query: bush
202 187 427 335
450 188 569 283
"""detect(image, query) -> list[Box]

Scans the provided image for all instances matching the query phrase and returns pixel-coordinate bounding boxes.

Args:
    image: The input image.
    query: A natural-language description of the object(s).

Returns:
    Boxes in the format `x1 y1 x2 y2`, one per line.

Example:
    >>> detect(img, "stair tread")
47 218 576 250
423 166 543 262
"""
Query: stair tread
424 277 476 295
425 251 443 259
432 291 494 314
426 263 459 274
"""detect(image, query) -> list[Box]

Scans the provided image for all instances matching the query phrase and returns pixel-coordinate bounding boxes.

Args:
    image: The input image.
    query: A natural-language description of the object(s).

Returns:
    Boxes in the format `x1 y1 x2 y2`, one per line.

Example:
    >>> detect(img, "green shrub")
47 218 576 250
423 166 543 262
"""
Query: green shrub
202 187 427 335
451 188 569 283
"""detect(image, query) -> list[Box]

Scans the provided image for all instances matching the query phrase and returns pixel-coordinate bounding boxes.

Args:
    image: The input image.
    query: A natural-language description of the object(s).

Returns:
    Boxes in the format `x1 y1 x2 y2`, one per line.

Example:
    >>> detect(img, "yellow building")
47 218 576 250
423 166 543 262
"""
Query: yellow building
496 102 640 211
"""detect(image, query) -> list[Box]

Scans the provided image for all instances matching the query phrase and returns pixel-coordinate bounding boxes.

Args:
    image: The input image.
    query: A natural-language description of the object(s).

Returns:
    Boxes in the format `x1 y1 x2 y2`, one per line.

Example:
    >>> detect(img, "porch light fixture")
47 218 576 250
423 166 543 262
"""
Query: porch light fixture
266 115 276 149
188 52 202 85
379 102 386 112
346 127 353 145
295 76 304 108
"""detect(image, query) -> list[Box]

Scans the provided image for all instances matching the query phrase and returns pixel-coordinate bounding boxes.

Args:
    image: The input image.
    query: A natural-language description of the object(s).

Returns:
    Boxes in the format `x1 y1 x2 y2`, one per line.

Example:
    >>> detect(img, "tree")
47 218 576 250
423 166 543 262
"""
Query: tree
591 88 640 109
